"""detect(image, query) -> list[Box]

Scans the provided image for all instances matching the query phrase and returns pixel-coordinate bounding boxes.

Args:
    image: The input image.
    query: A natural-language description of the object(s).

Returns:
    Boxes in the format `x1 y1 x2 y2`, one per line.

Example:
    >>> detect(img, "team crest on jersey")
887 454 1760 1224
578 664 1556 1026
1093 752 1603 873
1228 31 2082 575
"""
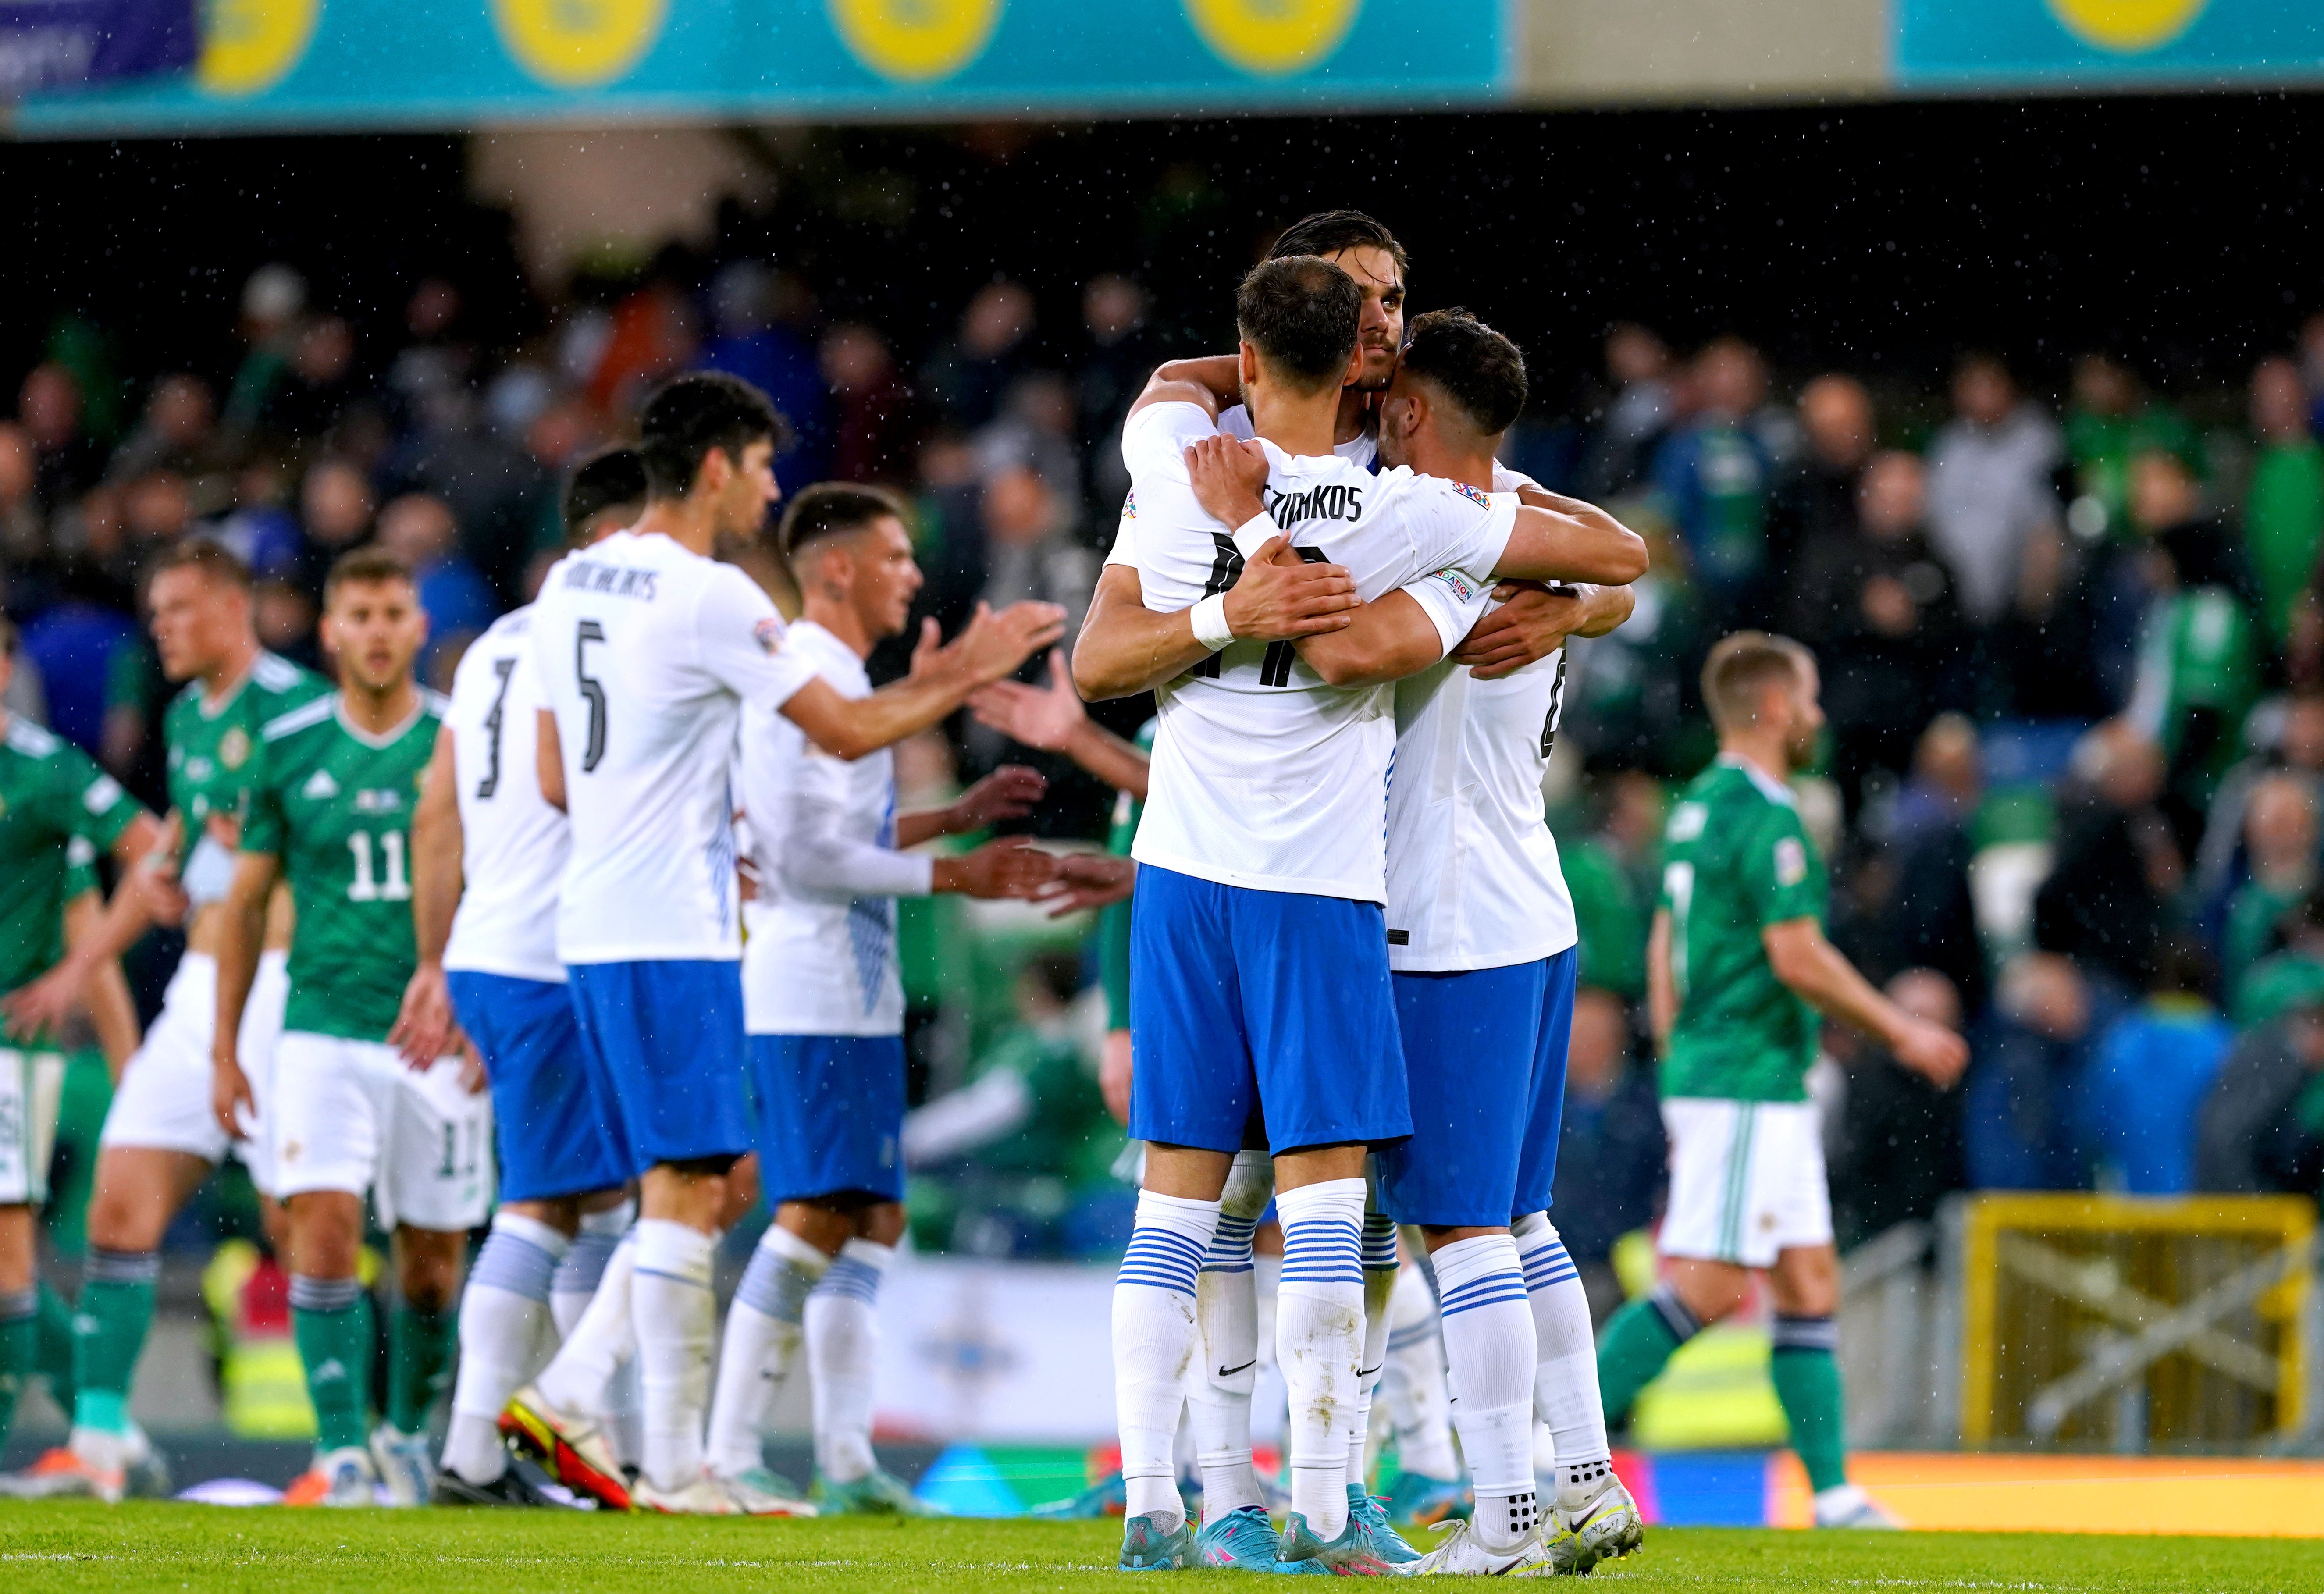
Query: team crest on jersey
302 769 339 801
219 727 252 770
1667 802 1706 842
754 617 784 655
1451 480 1492 509
1774 836 1808 887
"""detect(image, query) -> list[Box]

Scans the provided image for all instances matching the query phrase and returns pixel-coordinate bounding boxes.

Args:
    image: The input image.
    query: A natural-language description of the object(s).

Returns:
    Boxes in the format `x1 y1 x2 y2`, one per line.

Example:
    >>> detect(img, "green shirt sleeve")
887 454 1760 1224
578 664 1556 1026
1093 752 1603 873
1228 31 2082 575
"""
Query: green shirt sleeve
239 740 288 859
1741 803 1822 928
48 741 142 858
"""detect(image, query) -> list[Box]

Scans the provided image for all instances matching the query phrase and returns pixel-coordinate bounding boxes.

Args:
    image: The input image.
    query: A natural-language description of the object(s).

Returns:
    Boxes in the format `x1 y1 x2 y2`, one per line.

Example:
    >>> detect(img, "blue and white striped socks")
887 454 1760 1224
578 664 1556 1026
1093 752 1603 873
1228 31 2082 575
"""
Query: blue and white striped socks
1512 1210 1615 1504
1434 1232 1540 1551
1274 1177 1367 1540
1190 1150 1270 1519
445 1211 569 1484
1346 1210 1399 1489
1113 1188 1221 1529
705 1224 830 1480
807 1239 895 1485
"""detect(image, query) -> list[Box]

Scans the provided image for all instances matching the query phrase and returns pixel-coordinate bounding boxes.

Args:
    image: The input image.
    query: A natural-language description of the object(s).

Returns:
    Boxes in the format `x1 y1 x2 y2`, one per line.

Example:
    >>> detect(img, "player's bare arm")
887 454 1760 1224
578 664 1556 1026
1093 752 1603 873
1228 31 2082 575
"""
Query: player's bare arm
1125 356 1234 423
1451 581 1635 680
1647 908 1678 1056
1490 501 1649 587
535 708 566 812
1761 917 1970 1087
390 724 462 1069
969 648 1152 800
0 807 172 1041
783 601 1065 762
893 764 1047 849
61 888 141 1080
210 847 282 1136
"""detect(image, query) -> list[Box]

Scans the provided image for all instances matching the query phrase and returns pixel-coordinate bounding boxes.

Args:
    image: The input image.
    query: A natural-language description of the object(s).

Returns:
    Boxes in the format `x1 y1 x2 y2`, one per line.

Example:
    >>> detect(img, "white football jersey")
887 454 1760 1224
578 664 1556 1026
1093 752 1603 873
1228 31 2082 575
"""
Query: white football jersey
443 606 567 983
530 530 820 965
1125 401 1512 903
738 622 930 1037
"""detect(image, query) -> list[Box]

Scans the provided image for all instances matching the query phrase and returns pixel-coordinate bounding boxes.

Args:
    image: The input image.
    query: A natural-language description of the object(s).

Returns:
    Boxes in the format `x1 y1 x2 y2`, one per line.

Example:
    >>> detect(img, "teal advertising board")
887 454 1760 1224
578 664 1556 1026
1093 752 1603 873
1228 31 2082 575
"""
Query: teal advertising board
1899 0 2324 87
10 0 1504 136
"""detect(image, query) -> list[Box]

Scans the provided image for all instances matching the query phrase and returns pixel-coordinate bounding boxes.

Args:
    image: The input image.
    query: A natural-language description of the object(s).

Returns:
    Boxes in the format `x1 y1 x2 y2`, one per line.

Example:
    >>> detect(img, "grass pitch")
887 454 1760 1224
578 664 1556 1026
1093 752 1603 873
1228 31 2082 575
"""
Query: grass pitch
3 1506 2320 1592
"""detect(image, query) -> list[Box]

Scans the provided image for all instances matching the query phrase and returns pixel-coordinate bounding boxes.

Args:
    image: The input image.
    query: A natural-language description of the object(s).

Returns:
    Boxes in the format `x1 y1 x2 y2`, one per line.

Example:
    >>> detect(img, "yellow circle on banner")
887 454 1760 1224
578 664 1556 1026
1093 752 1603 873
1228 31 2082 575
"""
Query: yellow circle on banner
828 0 1004 82
197 0 320 97
1184 0 1360 75
2044 0 2208 52
494 0 666 88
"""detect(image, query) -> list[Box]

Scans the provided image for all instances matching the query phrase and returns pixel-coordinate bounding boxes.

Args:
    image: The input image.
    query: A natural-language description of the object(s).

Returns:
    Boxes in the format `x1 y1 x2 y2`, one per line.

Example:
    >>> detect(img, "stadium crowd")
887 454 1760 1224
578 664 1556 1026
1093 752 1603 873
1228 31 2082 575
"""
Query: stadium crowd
6 226 2324 1311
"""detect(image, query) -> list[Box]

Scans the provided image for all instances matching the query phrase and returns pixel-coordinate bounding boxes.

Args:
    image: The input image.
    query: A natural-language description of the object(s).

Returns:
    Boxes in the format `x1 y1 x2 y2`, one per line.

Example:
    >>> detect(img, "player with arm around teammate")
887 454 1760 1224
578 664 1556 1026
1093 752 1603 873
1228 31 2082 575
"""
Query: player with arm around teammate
1595 633 1968 1530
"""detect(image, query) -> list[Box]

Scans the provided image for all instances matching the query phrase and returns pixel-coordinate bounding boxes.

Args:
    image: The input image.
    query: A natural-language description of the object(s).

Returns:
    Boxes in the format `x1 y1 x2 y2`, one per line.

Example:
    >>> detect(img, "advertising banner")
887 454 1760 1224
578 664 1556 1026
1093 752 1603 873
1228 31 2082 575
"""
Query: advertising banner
1898 0 2324 88
0 0 194 97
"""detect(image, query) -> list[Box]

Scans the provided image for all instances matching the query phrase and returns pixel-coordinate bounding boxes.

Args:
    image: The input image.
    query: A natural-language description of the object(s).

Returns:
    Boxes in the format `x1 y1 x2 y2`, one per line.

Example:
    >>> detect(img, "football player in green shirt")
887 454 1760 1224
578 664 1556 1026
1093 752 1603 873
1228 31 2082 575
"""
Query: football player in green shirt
1595 632 1966 1529
0 613 159 1469
2 537 330 1501
212 548 491 1508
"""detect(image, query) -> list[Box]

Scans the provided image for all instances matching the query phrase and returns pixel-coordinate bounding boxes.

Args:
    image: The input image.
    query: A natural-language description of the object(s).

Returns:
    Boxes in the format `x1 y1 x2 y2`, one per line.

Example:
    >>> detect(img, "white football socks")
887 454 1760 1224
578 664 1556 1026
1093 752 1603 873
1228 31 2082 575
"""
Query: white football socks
1190 1150 1270 1520
1274 1177 1367 1541
1347 1211 1398 1492
1112 1188 1221 1531
1381 1260 1459 1480
1434 1233 1540 1553
535 1230 636 1417
631 1219 719 1492
444 1212 567 1484
805 1238 893 1486
704 1223 828 1479
1512 1212 1615 1505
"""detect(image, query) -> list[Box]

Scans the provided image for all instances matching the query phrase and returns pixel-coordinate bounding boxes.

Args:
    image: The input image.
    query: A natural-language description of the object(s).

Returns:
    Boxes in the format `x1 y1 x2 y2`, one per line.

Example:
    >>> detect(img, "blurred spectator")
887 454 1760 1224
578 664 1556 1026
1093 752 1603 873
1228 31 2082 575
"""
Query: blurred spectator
1883 714 1988 1011
0 421 45 563
2242 355 2324 650
376 492 496 685
1076 274 1155 524
701 260 830 492
296 458 375 591
2034 722 2180 989
19 562 139 758
2195 996 2324 1196
2218 772 2318 997
1648 336 1773 619
2236 892 2324 1029
207 457 306 584
977 465 1094 646
1559 770 1662 1001
108 374 222 488
2064 352 2200 542
1966 951 2125 1190
388 380 546 604
253 578 319 670
979 374 1086 541
1547 987 1664 1323
20 361 106 509
221 263 307 445
822 324 920 486
1771 372 1876 564
1579 323 1676 499
1923 353 2061 630
1830 968 1968 1245
2195 691 2324 908
585 251 699 413
2078 936 2230 1194
922 280 1039 434
260 314 359 445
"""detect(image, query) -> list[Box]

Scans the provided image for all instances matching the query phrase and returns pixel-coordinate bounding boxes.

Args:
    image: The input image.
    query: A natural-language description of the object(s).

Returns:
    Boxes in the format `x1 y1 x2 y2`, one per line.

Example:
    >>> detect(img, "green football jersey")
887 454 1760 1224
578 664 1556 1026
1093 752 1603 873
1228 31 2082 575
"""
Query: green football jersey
0 717 146 1018
242 693 445 1043
1099 718 1156 1034
1656 756 1826 1103
163 652 331 876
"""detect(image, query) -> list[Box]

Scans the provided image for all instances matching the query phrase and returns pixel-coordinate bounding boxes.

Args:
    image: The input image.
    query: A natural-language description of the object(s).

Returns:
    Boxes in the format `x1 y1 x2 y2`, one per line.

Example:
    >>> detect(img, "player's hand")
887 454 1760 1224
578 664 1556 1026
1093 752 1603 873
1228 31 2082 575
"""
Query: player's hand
949 765 1047 832
1184 435 1271 528
943 601 1070 688
1451 583 1587 680
935 836 1061 900
1891 1016 1971 1090
1030 852 1136 918
0 959 89 1045
904 615 943 681
1222 537 1357 643
212 1053 254 1139
135 840 191 929
389 960 456 1071
968 649 1087 751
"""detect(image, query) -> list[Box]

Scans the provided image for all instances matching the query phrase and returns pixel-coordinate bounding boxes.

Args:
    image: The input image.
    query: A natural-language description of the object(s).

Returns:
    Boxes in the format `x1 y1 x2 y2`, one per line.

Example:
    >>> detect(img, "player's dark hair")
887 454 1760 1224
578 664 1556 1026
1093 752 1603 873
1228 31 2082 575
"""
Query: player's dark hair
1236 256 1361 396
322 546 415 605
777 482 909 562
144 535 253 592
1399 308 1529 437
562 447 649 546
636 372 794 500
1701 631 1811 734
1270 210 1409 282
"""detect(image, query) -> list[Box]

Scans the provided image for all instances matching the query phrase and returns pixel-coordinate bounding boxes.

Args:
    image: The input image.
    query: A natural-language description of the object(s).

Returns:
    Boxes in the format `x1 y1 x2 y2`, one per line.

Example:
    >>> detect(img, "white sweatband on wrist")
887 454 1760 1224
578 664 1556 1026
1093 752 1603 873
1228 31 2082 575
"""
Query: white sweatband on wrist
1190 593 1235 652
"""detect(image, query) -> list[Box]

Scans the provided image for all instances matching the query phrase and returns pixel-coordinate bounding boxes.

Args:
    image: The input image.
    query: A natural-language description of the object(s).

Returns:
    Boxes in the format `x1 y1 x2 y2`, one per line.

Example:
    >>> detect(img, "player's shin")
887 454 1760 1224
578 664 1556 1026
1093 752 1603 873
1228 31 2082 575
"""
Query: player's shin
705 1223 827 1479
1112 1189 1222 1531
1189 1212 1262 1518
1594 1281 1701 1426
288 1274 373 1454
1771 1313 1849 1495
1348 1212 1397 1493
71 1250 159 1459
1434 1234 1540 1552
445 1213 567 1485
536 1231 636 1416
805 1239 893 1486
630 1219 719 1491
0 1285 36 1450
1273 1177 1367 1541
1381 1262 1459 1481
551 1202 632 1340
1512 1213 1615 1501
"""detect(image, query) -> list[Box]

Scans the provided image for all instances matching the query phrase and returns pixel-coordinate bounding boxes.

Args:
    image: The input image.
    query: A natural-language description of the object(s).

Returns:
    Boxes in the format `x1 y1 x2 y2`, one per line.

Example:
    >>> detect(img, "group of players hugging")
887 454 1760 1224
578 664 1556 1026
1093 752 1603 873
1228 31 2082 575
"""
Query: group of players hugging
0 210 1962 1573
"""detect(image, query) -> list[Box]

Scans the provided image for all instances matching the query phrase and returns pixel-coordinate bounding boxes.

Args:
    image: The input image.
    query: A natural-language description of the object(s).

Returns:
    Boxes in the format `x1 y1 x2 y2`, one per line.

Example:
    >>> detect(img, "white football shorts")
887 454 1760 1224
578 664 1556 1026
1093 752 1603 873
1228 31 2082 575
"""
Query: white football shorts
99 950 290 1193
1657 1096 1833 1269
0 1046 66 1207
269 1032 493 1232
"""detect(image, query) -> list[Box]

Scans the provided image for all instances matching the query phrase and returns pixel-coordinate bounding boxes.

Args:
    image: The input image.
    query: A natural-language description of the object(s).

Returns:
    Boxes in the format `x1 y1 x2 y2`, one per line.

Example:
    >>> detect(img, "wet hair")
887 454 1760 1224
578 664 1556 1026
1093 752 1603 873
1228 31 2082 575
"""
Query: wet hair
1235 256 1361 396
322 546 415 605
1269 210 1409 283
144 535 253 592
777 482 910 562
1701 631 1811 734
635 372 793 499
1398 308 1529 437
562 447 649 545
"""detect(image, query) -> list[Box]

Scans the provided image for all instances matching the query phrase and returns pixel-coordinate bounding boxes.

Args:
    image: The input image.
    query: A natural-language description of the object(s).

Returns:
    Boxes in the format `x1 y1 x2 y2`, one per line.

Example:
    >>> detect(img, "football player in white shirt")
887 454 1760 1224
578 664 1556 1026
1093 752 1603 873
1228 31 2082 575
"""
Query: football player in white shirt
391 450 649 1506
703 483 1058 1512
509 374 1061 1516
1073 258 1646 1573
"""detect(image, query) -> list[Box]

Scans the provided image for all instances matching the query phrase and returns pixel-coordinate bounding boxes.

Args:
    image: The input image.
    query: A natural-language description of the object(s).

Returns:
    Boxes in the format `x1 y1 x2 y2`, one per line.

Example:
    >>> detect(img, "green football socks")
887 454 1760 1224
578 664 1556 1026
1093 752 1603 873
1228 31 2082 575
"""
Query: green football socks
1771 1315 1849 1493
72 1250 160 1436
290 1275 373 1453
386 1302 457 1436
1594 1283 1700 1426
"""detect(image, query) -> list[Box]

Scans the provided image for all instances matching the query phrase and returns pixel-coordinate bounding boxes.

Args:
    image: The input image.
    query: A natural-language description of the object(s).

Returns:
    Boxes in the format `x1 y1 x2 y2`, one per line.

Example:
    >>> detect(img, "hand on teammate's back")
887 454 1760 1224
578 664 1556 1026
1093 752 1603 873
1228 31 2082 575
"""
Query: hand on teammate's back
1452 583 1588 679
1224 537 1359 642
1890 1015 1971 1090
935 836 1061 900
949 764 1048 830
1184 434 1271 527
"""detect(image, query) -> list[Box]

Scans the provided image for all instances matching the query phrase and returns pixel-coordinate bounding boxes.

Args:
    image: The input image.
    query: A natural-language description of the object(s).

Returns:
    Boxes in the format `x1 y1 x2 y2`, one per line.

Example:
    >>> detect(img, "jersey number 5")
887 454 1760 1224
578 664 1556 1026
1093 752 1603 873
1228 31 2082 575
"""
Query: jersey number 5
576 620 609 773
